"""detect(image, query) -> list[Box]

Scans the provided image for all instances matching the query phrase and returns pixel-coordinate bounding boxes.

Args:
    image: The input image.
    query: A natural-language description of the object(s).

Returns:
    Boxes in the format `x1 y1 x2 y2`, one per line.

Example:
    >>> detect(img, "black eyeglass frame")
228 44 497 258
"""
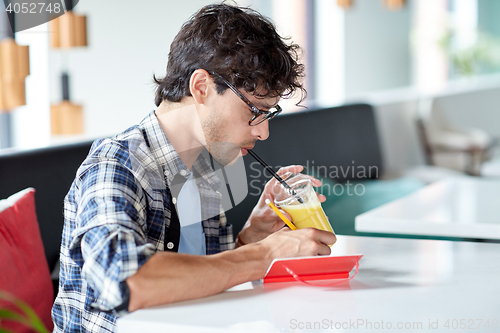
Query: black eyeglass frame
209 72 282 126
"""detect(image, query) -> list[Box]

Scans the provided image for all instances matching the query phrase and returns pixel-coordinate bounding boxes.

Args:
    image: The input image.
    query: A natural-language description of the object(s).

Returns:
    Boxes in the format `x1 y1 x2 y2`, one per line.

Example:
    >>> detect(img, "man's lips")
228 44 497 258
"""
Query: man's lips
241 147 254 156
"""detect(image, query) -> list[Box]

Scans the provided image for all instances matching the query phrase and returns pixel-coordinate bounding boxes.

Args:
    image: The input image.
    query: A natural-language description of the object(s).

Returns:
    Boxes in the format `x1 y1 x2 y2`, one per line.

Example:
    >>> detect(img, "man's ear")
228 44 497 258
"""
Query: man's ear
189 69 214 104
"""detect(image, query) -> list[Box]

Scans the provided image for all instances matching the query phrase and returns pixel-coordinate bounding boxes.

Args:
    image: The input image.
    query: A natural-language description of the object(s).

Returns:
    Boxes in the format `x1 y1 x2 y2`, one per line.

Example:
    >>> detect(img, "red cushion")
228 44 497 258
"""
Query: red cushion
0 188 54 332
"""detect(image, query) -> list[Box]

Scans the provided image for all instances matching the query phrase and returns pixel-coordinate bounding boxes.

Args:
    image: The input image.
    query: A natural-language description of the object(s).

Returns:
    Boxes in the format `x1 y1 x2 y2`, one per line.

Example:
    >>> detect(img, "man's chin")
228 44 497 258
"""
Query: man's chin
208 142 243 166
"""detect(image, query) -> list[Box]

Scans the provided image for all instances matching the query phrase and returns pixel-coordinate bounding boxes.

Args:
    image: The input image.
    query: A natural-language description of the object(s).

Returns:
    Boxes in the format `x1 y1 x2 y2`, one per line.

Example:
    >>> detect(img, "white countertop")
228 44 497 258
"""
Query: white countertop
116 235 500 332
355 177 500 240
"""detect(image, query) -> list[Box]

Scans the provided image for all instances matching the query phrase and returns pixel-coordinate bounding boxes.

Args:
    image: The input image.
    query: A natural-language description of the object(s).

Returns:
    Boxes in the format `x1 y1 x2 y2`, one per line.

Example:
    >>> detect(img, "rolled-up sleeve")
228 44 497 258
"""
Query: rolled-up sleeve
69 160 155 312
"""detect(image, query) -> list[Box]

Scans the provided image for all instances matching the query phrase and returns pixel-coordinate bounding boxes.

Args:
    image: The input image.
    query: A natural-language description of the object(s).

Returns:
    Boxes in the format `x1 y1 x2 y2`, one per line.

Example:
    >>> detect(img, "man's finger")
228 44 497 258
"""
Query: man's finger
317 243 332 256
265 205 292 228
315 229 337 246
310 178 322 187
277 208 292 222
276 165 303 176
265 165 304 191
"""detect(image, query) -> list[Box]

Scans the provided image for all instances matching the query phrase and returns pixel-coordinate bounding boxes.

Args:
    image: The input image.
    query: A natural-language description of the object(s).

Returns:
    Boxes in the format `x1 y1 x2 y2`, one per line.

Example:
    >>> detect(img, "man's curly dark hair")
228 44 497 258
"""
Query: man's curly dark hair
154 3 306 107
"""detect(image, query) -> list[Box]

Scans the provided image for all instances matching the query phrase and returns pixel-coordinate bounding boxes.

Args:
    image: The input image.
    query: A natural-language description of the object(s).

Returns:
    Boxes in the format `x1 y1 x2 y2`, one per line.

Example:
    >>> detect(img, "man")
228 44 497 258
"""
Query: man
52 3 336 332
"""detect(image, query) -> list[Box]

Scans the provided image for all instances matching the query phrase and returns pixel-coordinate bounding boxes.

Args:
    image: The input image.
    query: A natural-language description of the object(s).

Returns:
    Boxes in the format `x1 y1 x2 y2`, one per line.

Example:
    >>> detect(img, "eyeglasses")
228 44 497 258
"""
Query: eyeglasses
210 72 282 126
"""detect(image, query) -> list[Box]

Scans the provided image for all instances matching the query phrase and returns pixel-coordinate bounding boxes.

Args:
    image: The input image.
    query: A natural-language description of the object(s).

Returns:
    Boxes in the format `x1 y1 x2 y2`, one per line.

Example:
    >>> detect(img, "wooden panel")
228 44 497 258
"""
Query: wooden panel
0 39 29 110
50 103 61 134
58 12 73 48
384 0 405 10
51 12 88 48
75 15 87 47
18 45 30 77
337 0 352 9
4 80 26 109
50 18 61 48
1 39 17 77
51 101 84 135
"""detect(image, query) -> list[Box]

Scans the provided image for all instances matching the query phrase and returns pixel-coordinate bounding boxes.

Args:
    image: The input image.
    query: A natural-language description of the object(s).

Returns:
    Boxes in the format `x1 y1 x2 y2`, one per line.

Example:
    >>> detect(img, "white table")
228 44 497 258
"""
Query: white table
355 177 500 240
116 235 500 333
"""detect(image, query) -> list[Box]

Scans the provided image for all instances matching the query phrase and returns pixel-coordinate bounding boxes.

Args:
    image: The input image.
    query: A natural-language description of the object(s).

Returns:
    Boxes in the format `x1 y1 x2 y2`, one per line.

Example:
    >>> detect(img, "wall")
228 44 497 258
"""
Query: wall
10 0 417 148
314 0 345 107
346 87 426 177
49 0 226 140
313 0 413 107
4 0 278 149
343 0 412 97
14 24 52 149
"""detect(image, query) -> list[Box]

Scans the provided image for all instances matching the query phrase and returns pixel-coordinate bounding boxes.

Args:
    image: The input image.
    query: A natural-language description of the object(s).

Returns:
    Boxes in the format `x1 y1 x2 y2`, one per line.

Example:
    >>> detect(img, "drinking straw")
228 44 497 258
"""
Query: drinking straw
247 149 304 203
265 199 297 230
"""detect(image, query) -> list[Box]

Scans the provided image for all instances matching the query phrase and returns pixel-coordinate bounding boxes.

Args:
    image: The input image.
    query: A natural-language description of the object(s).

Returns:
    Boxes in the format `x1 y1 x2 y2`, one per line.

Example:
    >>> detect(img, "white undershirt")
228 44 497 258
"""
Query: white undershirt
177 172 205 255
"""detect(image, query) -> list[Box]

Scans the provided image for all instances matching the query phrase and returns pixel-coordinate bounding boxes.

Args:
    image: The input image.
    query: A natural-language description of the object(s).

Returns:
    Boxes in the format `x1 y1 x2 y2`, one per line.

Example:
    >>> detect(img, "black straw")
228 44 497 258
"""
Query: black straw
247 149 304 203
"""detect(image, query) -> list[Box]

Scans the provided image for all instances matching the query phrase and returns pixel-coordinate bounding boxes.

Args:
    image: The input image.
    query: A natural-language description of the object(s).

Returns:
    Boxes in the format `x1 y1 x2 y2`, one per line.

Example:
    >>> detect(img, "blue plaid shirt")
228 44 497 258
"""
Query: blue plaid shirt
52 111 234 332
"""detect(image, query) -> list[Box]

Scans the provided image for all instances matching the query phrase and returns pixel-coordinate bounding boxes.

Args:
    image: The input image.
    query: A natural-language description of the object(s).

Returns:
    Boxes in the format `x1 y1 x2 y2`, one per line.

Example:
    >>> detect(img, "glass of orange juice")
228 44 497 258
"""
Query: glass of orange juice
273 173 335 235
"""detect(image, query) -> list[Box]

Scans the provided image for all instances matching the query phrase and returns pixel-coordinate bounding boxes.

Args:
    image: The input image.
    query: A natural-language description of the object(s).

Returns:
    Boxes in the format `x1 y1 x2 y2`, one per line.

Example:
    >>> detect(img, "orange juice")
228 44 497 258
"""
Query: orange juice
273 174 335 240
281 201 333 233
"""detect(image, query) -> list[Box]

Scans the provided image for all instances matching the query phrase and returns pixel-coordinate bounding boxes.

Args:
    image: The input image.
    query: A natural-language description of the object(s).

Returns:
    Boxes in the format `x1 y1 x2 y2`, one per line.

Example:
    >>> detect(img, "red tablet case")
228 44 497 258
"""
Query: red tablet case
263 254 363 283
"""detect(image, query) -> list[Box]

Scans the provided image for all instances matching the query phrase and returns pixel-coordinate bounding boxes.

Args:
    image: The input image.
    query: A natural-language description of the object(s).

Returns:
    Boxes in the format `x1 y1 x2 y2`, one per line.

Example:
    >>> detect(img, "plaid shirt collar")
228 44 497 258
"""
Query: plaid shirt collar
140 111 222 192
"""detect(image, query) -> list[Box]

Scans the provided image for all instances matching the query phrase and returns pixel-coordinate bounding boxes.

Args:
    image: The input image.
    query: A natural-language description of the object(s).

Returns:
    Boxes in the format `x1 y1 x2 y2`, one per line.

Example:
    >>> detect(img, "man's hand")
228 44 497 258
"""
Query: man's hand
259 227 337 258
236 165 327 245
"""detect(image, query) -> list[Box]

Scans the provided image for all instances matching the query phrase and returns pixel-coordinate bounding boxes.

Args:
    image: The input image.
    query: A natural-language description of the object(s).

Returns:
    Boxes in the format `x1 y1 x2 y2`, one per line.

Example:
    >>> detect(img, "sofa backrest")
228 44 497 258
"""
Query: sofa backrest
0 141 94 272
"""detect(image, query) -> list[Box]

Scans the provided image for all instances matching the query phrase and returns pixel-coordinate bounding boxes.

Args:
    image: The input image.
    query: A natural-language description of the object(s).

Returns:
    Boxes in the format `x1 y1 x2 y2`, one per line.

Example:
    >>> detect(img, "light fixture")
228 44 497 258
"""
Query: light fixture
50 0 87 135
337 0 353 10
50 73 83 135
50 10 87 48
384 0 405 10
0 38 29 110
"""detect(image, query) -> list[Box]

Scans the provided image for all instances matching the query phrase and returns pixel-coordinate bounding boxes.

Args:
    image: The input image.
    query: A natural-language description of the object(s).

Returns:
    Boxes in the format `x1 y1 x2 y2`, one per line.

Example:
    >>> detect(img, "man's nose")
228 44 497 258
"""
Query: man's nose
252 119 270 141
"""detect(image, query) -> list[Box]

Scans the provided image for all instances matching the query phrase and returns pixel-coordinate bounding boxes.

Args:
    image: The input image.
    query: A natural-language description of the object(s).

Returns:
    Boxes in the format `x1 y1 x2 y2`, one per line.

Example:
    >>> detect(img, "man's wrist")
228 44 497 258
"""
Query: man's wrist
237 219 271 246
236 224 254 247
235 235 247 248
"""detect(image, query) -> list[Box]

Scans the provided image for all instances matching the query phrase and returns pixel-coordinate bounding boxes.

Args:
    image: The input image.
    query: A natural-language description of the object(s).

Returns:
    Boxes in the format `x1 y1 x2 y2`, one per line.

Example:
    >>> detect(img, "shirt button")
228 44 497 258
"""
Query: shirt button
180 169 187 176
164 170 170 176
166 242 174 250
172 197 177 205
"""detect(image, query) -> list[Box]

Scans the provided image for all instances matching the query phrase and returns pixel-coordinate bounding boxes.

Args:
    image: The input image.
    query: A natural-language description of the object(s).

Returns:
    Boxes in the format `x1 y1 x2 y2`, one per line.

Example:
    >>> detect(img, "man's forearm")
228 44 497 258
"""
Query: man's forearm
126 242 270 311
126 227 336 312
